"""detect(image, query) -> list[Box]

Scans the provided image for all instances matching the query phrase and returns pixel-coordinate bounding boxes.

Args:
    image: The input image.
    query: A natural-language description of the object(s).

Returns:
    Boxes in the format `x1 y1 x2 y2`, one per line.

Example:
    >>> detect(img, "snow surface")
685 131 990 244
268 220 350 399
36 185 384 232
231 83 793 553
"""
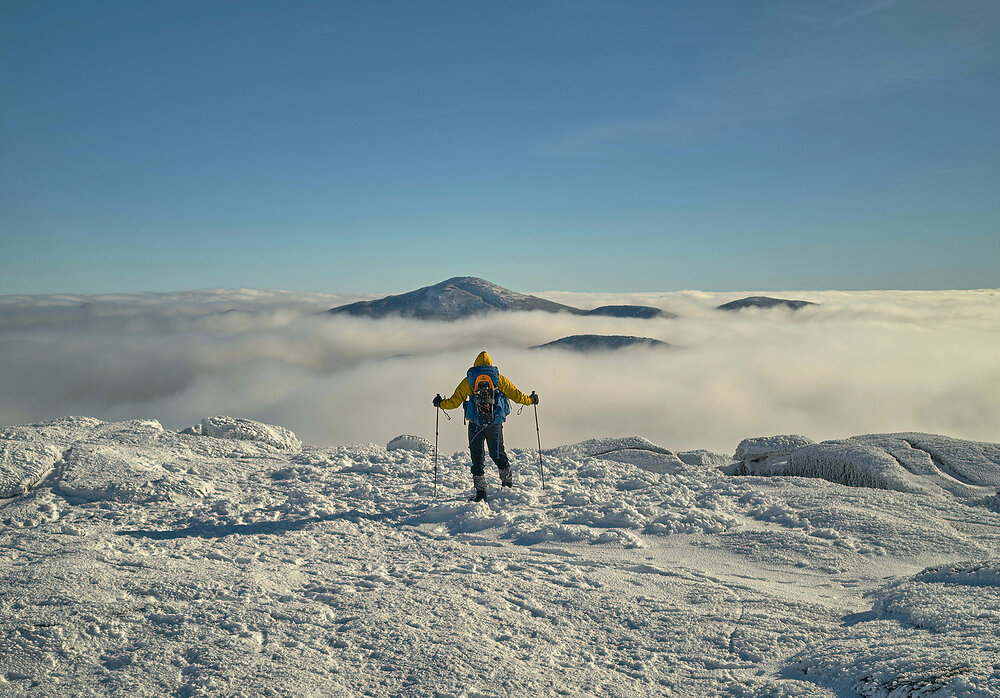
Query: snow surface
2 417 999 696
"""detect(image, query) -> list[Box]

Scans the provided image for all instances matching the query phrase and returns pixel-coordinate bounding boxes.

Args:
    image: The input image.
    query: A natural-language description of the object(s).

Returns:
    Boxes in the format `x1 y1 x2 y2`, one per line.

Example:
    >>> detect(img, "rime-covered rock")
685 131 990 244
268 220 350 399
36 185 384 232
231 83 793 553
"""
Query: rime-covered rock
734 432 1000 499
678 449 733 469
733 435 814 474
387 435 435 453
196 416 302 452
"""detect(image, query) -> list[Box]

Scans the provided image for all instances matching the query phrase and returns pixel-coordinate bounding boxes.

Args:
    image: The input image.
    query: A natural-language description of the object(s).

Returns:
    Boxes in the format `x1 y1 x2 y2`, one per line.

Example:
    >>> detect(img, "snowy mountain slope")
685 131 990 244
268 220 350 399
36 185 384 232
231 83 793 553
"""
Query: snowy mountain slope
2 417 999 696
325 278 677 321
326 277 583 319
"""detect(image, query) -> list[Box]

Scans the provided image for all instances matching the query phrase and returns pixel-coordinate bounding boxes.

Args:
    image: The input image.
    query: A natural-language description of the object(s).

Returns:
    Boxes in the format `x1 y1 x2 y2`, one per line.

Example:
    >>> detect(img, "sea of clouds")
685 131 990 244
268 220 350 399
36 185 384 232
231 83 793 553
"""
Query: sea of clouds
1 287 998 457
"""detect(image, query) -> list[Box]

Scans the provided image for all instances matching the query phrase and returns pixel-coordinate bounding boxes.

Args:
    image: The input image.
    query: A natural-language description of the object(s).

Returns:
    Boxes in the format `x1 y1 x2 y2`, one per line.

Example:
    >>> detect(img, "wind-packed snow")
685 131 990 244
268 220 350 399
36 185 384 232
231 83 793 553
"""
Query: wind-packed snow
0 439 62 499
2 417 999 696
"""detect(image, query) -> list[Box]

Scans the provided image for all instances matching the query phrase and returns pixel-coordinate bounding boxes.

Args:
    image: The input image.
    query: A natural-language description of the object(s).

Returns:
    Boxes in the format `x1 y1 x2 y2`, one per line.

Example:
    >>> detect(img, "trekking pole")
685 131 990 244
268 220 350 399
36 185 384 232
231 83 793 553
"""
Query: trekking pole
434 406 439 498
531 392 545 489
432 395 450 498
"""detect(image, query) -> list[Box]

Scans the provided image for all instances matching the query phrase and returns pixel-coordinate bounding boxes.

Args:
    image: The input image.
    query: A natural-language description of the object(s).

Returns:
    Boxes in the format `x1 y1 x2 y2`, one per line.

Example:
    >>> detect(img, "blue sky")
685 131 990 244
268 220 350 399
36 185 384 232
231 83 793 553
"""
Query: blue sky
2 0 998 294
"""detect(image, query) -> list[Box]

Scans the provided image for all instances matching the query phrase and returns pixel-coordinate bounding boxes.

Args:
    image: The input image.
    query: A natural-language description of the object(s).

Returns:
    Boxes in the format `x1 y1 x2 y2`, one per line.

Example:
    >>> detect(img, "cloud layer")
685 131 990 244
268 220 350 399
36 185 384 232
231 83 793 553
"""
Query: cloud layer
1 288 998 457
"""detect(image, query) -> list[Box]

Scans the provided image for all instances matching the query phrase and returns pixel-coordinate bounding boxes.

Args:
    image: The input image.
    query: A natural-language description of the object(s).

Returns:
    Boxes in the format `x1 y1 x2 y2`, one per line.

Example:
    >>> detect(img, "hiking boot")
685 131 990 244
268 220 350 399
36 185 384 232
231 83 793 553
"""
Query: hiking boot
470 475 488 501
499 468 513 488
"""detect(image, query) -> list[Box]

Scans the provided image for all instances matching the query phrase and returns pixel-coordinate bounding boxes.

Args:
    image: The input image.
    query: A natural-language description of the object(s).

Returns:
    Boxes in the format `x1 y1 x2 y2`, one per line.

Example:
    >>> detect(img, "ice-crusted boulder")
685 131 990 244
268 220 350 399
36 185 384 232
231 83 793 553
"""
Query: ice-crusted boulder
185 416 302 452
0 440 64 498
733 432 1000 500
678 449 734 469
387 434 435 453
548 437 686 474
732 435 814 475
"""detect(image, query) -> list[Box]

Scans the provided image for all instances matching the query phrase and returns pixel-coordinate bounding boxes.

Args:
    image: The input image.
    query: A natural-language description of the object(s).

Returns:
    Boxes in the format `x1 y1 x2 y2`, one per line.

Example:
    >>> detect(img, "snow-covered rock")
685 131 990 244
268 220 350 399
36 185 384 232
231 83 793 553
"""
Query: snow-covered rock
547 436 687 474
735 432 1000 499
786 440 933 494
548 436 676 459
732 434 814 474
678 449 733 469
386 434 435 453
194 416 302 452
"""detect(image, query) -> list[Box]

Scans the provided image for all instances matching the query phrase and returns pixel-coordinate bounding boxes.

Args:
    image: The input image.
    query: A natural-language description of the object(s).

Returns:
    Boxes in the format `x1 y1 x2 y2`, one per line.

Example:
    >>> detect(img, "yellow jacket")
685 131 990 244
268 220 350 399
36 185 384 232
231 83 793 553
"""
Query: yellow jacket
439 351 533 410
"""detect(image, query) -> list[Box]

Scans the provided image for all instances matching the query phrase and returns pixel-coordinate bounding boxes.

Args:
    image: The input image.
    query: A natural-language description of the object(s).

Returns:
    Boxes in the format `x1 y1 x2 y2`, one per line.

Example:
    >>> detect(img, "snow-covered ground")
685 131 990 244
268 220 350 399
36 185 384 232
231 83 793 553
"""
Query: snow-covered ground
2 416 999 696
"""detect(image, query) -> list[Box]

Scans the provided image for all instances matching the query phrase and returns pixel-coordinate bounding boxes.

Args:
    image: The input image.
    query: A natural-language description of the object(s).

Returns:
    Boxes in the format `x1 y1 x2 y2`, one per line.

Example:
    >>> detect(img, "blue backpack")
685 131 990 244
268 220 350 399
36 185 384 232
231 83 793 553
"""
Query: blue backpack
464 365 511 426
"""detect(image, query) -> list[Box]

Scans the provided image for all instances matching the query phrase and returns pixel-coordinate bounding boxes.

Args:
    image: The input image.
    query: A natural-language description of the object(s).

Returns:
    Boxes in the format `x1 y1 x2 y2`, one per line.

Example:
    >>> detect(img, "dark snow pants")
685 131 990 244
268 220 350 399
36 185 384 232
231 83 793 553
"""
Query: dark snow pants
468 422 510 476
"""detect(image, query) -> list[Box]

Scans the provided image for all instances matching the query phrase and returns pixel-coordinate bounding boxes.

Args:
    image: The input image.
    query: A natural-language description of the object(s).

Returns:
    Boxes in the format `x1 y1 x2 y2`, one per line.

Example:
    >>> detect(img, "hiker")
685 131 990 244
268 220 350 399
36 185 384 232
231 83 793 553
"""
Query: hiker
433 351 538 501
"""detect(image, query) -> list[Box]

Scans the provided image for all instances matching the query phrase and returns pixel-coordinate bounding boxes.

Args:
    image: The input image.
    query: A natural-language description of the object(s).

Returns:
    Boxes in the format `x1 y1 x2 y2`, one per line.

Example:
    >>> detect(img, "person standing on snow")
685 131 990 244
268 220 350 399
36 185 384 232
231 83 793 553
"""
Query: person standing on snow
433 351 538 502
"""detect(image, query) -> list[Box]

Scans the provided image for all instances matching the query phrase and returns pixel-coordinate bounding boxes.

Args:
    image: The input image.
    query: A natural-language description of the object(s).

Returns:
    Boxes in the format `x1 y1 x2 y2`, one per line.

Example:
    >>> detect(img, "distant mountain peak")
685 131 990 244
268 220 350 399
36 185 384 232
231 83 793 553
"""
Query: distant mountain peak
716 296 817 312
531 334 671 352
326 277 581 319
327 278 677 321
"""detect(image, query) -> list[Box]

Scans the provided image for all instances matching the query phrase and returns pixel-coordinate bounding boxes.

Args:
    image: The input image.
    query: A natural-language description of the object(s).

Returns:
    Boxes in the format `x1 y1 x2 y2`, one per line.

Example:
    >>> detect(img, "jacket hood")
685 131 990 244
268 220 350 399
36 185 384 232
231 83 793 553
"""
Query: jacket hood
473 351 493 367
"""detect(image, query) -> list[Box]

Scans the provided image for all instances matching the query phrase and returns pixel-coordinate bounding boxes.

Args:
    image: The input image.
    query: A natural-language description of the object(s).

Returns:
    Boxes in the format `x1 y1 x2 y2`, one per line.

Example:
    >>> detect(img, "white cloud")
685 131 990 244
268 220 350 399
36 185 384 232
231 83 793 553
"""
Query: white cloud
1 288 998 458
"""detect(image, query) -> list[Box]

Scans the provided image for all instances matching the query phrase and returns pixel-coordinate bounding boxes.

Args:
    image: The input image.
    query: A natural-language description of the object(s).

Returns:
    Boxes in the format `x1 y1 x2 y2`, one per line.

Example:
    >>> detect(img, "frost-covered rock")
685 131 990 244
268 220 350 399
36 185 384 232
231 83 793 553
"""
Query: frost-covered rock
548 436 675 459
387 434 434 453
0 440 63 498
548 436 686 474
785 441 935 494
735 432 1000 498
678 449 733 469
735 435 814 463
733 435 814 474
195 416 302 452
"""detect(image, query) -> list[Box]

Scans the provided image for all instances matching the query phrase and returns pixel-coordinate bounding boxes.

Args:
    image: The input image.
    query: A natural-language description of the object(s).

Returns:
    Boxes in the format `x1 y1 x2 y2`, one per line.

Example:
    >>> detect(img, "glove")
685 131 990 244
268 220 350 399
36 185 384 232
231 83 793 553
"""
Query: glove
433 394 443 408
529 391 539 405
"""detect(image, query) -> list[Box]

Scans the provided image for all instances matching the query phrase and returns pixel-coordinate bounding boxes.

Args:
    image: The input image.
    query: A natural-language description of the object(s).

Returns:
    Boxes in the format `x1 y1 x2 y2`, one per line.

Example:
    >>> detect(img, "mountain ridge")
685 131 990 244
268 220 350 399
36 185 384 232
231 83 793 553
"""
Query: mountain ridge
326 277 672 320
